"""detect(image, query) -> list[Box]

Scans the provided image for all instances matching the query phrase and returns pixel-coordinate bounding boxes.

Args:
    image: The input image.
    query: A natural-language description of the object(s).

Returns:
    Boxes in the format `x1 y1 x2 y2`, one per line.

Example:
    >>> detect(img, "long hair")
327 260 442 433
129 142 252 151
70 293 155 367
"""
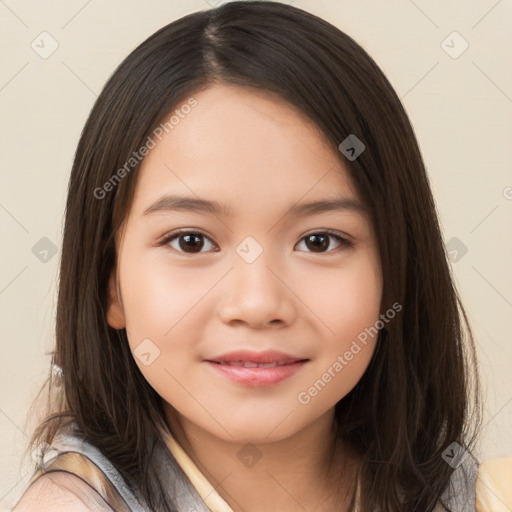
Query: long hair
26 2 481 511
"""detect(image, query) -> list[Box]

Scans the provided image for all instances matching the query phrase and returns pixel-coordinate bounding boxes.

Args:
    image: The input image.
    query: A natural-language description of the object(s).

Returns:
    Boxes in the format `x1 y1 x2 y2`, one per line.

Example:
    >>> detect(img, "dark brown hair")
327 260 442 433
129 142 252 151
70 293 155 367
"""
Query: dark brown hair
26 2 481 511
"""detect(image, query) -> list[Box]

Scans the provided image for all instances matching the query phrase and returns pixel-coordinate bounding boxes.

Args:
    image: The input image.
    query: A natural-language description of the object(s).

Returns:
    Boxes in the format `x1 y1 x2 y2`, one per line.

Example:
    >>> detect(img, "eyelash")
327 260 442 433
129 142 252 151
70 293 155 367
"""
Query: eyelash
157 228 353 255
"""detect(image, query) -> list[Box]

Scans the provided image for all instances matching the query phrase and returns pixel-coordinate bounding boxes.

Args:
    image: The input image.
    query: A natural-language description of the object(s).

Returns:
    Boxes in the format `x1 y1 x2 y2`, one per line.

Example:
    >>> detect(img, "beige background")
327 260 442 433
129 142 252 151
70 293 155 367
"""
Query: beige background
1 0 511 509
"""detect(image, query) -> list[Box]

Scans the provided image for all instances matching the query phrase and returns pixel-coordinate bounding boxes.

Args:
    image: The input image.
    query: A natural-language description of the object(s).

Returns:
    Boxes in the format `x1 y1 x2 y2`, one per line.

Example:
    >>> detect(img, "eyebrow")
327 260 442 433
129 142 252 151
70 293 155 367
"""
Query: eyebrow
142 194 365 218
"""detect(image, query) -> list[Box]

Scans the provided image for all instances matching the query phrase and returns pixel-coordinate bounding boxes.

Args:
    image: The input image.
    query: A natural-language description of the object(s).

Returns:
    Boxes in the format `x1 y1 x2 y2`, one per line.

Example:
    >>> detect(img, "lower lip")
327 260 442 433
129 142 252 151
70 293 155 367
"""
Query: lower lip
205 361 308 387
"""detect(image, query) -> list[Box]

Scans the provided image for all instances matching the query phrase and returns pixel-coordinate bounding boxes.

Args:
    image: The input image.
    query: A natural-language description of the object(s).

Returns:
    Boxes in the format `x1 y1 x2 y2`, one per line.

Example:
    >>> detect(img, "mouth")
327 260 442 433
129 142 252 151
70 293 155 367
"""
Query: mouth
204 358 309 387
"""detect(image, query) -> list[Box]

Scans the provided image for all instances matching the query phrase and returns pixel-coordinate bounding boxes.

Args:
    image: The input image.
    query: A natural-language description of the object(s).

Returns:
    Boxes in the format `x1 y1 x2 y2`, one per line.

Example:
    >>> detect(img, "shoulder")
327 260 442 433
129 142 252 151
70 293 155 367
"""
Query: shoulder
11 472 114 512
476 457 512 512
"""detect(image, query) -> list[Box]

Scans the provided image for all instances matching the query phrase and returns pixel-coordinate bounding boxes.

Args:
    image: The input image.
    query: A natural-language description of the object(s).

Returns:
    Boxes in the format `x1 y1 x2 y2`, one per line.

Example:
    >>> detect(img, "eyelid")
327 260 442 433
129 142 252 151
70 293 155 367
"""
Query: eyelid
302 228 353 243
156 228 218 250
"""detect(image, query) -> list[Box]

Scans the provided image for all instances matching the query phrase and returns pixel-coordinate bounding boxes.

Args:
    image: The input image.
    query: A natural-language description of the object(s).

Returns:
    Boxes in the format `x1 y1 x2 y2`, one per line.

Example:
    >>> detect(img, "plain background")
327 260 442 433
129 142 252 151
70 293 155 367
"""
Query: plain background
1 0 511 509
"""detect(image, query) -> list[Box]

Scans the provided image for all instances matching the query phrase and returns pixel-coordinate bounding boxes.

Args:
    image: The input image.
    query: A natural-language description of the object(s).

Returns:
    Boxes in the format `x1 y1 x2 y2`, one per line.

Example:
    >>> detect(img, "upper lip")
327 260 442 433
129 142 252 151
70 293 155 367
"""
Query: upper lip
205 349 308 365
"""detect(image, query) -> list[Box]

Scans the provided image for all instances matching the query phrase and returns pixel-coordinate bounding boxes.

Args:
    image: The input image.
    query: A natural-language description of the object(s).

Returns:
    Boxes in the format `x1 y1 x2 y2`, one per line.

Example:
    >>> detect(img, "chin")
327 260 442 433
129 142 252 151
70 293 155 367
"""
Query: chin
203 415 302 445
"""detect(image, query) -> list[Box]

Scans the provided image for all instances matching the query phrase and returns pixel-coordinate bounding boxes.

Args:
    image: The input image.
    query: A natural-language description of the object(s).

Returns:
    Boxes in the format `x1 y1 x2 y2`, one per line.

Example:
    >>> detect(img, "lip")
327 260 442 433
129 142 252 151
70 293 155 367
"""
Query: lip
204 350 309 388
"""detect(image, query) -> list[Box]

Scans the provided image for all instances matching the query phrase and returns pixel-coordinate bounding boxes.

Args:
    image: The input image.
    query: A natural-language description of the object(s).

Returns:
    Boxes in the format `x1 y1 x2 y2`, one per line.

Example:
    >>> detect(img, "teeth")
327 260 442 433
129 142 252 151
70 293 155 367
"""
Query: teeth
257 362 278 368
219 361 280 368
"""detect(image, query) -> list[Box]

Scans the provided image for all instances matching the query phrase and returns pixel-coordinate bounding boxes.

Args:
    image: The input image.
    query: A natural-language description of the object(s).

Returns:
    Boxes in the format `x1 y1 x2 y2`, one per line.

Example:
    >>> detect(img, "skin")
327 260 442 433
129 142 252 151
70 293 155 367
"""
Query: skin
107 83 383 512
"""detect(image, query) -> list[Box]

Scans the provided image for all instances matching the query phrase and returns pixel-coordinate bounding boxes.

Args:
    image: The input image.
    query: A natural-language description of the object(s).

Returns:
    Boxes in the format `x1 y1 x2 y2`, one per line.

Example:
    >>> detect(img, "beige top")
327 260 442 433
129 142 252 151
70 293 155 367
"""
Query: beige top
161 425 512 512
158 425 236 512
476 458 512 512
159 425 362 511
10 421 512 512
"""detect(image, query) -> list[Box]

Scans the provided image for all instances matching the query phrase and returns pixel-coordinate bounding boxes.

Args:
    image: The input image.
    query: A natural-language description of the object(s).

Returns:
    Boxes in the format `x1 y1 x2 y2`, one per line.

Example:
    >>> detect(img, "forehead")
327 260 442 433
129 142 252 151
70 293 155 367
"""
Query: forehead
129 83 359 218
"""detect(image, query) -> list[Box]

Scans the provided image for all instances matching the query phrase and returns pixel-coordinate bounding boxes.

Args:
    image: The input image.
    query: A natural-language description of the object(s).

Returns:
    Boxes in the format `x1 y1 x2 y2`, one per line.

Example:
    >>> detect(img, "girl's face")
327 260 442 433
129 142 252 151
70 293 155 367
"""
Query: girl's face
107 83 382 443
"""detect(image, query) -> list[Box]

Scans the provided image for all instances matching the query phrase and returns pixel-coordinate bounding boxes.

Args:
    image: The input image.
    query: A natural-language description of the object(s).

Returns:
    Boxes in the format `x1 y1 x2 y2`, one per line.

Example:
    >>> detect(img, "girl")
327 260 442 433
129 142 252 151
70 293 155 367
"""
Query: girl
9 1 510 511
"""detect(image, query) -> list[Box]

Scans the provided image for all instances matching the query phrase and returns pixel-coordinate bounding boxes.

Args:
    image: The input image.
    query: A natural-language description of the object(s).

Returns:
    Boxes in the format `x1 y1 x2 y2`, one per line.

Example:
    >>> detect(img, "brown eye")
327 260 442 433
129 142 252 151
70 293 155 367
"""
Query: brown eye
296 231 351 253
159 229 351 255
178 233 205 253
162 231 217 254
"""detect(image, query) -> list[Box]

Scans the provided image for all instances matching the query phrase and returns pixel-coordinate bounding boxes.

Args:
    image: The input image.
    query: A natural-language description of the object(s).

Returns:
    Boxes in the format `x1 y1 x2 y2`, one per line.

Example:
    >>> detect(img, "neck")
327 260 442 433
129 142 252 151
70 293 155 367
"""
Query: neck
164 406 359 512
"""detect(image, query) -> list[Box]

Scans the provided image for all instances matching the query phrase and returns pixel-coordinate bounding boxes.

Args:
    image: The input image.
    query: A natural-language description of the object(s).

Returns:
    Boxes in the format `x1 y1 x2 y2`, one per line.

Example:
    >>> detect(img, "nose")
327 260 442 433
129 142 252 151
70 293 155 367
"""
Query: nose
217 250 297 329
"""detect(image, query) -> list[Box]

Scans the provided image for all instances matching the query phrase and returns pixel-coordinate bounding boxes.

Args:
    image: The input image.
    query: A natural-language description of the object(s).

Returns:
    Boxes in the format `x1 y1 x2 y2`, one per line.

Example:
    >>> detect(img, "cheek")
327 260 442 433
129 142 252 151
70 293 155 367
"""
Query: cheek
295 252 381 395
294 254 382 340
118 252 215 395
120 253 209 345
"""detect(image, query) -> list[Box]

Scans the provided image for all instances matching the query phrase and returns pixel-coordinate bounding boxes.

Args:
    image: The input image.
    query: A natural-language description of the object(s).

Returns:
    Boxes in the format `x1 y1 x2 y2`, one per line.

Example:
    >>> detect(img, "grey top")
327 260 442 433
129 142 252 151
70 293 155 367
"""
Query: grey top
47 428 213 512
12 425 479 512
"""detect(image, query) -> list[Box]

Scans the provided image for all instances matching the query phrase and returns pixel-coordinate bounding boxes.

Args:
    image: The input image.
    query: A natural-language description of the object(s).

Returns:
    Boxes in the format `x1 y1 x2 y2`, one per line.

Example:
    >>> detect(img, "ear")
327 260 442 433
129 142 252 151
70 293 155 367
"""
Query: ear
106 269 126 329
